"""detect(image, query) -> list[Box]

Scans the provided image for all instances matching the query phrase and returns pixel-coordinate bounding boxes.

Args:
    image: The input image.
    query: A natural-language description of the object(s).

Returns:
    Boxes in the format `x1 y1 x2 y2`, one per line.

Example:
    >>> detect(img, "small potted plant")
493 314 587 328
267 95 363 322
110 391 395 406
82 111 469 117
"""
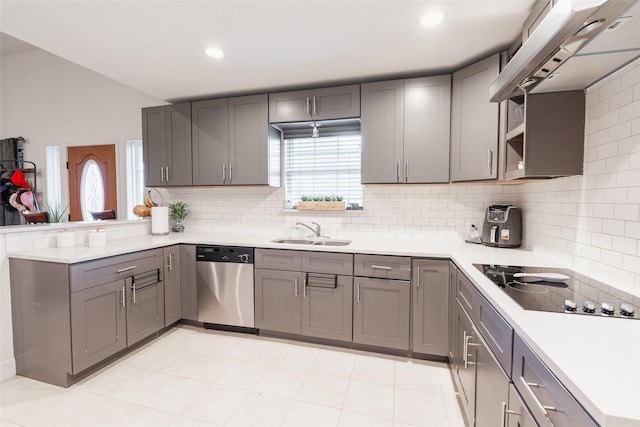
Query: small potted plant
45 199 68 223
168 201 189 232
297 195 346 211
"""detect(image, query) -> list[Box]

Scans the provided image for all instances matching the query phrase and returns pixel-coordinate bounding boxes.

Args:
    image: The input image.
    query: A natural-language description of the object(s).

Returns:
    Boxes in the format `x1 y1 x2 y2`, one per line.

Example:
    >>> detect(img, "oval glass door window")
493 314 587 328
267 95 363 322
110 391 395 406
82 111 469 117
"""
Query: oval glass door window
80 159 105 221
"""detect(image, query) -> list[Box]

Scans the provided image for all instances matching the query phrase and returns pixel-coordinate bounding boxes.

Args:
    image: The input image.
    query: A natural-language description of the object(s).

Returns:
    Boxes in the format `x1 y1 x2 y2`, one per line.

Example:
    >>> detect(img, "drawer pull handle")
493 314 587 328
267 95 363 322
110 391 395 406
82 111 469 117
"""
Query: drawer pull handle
120 286 125 308
521 378 557 417
294 278 298 297
117 266 137 273
501 402 521 427
371 265 392 270
357 283 361 304
167 253 173 270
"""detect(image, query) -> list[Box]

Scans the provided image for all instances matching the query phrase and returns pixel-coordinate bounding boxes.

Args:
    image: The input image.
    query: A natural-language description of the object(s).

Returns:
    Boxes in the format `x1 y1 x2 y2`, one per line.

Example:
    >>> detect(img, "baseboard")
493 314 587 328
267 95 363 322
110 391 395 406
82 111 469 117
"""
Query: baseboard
0 357 16 382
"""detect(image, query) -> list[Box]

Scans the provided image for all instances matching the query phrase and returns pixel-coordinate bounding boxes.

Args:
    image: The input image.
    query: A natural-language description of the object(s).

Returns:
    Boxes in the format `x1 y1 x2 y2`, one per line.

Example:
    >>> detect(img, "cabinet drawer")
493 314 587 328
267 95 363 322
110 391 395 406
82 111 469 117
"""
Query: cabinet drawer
513 335 597 427
456 271 480 319
69 249 164 292
477 296 513 376
301 252 353 275
255 248 301 271
354 254 411 280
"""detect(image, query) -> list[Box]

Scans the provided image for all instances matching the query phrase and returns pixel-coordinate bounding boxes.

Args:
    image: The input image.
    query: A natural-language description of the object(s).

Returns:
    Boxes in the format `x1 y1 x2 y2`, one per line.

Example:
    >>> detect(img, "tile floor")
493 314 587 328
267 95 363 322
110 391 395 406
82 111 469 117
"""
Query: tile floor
0 325 465 426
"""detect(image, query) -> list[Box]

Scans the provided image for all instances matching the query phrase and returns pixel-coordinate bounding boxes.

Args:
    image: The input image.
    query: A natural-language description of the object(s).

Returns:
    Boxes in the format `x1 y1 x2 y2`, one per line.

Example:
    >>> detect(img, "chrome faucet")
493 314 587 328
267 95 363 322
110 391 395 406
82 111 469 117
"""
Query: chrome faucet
296 222 322 237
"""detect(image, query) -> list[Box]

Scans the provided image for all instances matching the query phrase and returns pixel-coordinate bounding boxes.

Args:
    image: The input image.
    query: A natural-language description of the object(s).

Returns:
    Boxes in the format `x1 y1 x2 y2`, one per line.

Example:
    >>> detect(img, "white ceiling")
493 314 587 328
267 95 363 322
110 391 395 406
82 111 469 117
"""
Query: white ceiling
0 1 536 102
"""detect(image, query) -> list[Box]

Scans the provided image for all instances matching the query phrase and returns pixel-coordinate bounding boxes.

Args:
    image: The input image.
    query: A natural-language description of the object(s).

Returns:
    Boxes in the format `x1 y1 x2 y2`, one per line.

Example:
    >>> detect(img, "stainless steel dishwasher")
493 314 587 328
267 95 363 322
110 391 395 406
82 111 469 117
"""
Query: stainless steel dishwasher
196 245 255 332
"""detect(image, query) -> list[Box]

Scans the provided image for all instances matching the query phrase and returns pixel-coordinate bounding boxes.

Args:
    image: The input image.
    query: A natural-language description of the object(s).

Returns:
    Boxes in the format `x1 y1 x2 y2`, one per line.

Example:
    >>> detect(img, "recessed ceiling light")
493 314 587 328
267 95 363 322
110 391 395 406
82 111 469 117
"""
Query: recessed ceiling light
204 47 225 59
419 10 446 27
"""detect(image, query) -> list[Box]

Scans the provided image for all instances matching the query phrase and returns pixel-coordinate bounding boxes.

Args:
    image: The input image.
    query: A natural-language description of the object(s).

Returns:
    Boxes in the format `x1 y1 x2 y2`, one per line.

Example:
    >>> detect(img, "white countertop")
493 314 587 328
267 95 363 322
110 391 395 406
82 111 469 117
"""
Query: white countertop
8 232 640 426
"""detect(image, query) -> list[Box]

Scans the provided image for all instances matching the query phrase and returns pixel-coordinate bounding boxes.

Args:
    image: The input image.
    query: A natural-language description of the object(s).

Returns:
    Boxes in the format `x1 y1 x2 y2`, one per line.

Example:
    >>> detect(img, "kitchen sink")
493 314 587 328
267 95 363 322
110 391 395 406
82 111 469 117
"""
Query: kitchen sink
271 238 351 246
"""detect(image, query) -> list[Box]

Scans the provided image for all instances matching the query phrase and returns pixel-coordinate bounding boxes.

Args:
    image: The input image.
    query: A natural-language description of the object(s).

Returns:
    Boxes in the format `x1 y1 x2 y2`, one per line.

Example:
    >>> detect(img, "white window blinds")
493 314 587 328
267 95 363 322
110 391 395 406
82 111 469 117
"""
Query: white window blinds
284 134 363 208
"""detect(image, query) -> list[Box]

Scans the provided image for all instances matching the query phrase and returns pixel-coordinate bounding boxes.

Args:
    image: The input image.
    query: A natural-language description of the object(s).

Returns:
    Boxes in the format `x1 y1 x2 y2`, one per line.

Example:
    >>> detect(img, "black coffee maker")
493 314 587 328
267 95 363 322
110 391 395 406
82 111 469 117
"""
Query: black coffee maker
482 205 522 248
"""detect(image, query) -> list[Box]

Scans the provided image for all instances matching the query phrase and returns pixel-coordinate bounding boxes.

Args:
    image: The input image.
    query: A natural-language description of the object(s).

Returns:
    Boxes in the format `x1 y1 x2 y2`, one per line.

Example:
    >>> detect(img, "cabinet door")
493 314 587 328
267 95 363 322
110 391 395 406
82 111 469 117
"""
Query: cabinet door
164 245 181 326
166 103 193 185
180 245 198 321
353 277 410 350
228 94 270 185
312 85 360 121
142 106 168 187
507 384 538 427
192 98 228 185
301 274 353 342
454 299 476 427
126 274 165 346
403 76 451 183
71 279 127 374
475 328 510 427
255 269 302 334
448 263 458 365
269 89 312 123
451 54 500 182
411 259 449 356
361 80 404 183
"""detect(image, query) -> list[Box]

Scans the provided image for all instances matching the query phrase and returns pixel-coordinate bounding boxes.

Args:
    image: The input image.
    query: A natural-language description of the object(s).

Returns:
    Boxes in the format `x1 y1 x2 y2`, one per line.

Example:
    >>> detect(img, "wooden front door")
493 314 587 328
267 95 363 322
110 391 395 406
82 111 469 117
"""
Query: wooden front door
68 145 117 221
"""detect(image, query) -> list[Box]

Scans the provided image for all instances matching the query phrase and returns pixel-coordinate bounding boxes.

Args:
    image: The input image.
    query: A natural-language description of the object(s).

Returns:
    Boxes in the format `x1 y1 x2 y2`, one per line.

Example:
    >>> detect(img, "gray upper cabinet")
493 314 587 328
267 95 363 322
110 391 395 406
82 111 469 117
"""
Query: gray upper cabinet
411 259 449 356
269 85 360 123
450 54 500 182
142 103 192 186
361 76 451 184
192 94 281 186
192 98 228 185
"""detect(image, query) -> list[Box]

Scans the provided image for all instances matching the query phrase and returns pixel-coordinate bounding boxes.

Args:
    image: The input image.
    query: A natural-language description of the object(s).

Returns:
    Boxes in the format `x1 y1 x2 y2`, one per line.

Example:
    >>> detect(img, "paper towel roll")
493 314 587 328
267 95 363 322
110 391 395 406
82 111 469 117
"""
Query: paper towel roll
89 229 107 247
56 230 76 248
151 206 169 235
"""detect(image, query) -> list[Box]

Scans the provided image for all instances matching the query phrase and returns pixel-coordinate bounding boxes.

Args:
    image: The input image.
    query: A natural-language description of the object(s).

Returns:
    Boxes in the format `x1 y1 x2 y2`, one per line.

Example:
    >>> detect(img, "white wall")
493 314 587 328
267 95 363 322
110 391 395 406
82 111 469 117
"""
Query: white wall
516 58 640 295
0 47 166 214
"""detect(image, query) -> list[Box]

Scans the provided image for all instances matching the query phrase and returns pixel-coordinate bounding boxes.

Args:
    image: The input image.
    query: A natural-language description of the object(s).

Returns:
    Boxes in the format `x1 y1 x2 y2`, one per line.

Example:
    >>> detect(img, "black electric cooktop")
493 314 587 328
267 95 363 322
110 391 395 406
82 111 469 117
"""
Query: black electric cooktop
473 264 639 320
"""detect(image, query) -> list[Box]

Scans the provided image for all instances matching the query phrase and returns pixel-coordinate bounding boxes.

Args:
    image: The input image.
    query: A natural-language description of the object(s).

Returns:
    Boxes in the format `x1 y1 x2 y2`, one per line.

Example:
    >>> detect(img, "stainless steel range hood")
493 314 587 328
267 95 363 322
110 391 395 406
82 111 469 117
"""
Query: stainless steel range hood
490 0 640 102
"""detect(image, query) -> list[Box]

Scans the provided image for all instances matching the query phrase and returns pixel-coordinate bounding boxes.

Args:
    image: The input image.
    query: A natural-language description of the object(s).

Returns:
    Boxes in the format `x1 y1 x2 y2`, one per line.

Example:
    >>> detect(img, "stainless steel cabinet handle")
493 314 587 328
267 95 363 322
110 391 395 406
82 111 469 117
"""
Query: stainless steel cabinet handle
520 379 557 418
160 166 165 182
132 281 137 304
121 286 126 308
488 148 493 175
357 283 361 304
117 266 137 273
294 278 298 297
303 277 307 298
416 268 420 289
167 253 173 270
312 96 317 116
396 162 400 182
464 332 473 369
223 164 226 182
371 265 392 270
229 164 233 182
165 167 170 182
501 402 521 427
306 97 310 116
405 161 409 182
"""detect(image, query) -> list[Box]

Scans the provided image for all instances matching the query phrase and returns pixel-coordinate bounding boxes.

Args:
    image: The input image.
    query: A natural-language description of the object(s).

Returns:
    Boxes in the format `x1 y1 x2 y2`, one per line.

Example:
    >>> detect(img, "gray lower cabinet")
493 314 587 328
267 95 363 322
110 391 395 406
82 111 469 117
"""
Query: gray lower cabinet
513 335 598 427
411 259 450 356
142 103 192 186
450 53 501 182
191 94 281 186
180 244 198 321
268 84 360 123
453 299 476 426
164 245 181 325
255 269 301 334
70 279 127 374
10 248 165 387
506 384 538 427
353 277 410 350
448 263 458 365
474 323 510 427
361 75 451 184
255 249 353 342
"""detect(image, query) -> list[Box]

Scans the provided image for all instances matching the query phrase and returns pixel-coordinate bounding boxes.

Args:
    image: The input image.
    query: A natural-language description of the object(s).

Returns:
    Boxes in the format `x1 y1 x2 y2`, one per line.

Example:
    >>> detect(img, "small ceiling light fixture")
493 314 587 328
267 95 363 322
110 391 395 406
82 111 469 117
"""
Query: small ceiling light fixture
419 9 446 27
204 47 225 59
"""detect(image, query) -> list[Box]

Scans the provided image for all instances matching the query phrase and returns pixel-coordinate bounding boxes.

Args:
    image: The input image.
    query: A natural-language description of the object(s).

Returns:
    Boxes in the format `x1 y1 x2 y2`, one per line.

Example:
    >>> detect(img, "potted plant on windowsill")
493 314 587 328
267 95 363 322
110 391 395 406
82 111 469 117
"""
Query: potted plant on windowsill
168 201 189 232
297 195 346 211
